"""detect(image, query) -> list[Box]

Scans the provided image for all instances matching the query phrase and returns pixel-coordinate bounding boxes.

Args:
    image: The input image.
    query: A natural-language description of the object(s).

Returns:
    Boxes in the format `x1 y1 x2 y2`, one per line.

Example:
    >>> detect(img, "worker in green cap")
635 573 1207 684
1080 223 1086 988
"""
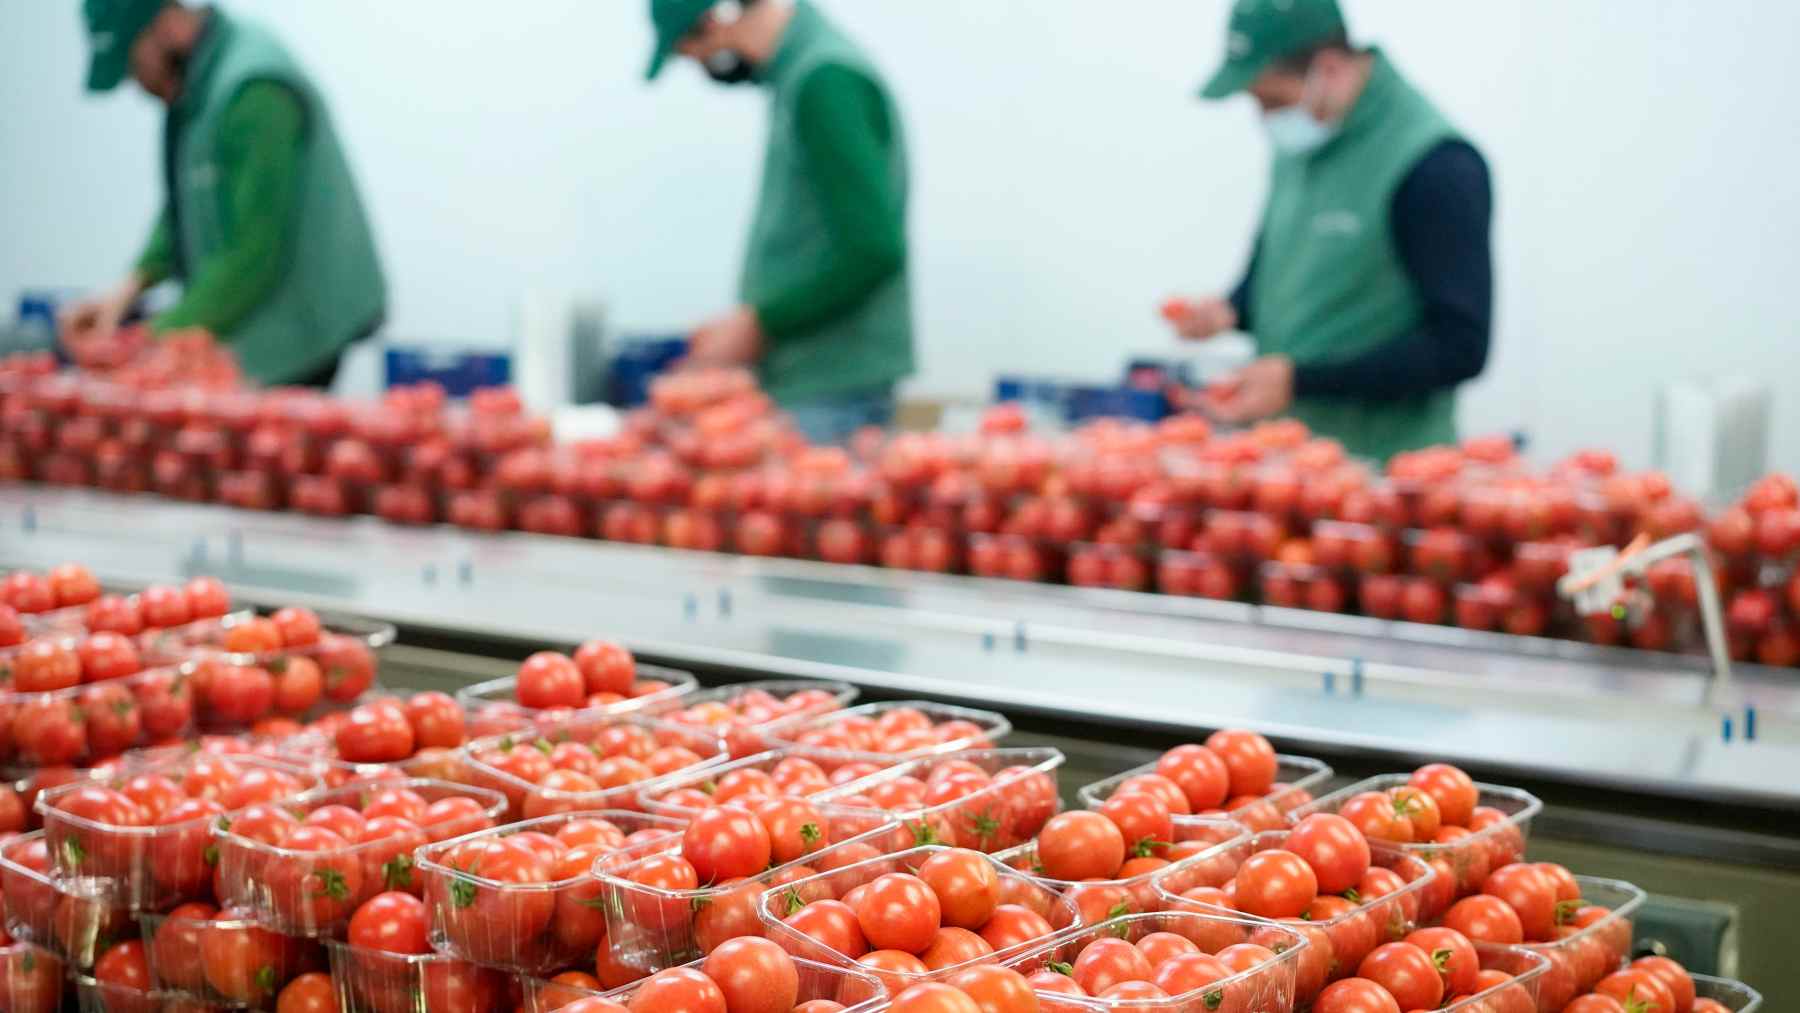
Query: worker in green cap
61 0 386 389
1163 0 1493 462
646 0 915 445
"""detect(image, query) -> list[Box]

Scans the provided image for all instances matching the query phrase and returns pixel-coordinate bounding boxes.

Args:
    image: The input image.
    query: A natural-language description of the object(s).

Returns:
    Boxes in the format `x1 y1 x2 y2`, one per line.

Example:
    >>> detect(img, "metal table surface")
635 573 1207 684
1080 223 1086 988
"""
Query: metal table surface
3 486 1797 813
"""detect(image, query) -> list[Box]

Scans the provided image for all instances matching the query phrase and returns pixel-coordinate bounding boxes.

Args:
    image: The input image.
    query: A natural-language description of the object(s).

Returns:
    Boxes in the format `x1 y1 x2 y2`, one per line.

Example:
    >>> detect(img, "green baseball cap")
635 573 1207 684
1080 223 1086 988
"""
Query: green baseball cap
83 0 166 92
1199 0 1346 99
645 0 716 81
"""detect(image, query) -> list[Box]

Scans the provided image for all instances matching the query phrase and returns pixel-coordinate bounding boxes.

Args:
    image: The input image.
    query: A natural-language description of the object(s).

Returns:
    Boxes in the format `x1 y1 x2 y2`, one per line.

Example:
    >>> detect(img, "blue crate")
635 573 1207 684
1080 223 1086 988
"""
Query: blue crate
607 335 688 407
384 346 511 396
1064 384 1169 424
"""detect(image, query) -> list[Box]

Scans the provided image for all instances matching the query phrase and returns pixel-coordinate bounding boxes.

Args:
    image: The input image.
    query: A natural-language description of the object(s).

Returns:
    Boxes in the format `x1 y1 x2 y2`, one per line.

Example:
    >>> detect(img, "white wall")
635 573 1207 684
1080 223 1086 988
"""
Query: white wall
2 1 1797 473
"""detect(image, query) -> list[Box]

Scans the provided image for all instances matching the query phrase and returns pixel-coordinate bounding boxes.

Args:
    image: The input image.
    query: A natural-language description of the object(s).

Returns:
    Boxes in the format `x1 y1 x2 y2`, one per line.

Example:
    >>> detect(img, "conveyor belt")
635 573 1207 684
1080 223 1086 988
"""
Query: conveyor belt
3 487 1796 821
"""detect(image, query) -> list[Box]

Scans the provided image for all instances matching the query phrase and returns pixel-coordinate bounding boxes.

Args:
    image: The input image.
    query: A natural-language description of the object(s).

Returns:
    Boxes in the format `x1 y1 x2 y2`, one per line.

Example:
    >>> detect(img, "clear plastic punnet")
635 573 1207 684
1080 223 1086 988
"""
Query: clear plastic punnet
599 954 888 1012
453 663 699 722
213 777 508 936
1150 829 1438 997
1290 774 1544 912
595 817 904 979
760 700 1012 771
1 941 65 1013
637 748 859 821
1517 875 1647 1012
451 711 727 821
994 814 1248 917
138 908 326 1007
0 831 131 969
0 663 197 767
658 679 860 758
325 939 513 1013
1691 972 1764 1012
1075 752 1334 830
415 809 687 975
73 974 246 1013
803 746 1066 856
1000 910 1308 1013
37 753 322 910
752 844 1075 991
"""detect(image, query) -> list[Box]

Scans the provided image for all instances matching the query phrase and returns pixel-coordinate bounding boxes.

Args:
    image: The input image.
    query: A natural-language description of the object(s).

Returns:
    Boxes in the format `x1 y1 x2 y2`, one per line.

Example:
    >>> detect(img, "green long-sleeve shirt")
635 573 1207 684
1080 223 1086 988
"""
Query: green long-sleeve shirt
751 64 906 341
134 80 304 336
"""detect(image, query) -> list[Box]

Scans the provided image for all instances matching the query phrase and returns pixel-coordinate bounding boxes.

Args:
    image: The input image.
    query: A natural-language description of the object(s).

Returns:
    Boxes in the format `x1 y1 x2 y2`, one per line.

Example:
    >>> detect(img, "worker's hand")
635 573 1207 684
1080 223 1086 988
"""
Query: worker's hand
687 305 764 368
1160 295 1238 341
58 276 145 366
1200 354 1294 425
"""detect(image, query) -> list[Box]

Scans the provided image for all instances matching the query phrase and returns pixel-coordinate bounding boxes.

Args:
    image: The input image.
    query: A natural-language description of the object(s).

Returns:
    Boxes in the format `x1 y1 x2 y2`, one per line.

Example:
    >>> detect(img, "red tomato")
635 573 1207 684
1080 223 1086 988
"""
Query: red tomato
918 849 999 930
574 640 636 696
885 982 979 1013
1596 969 1677 1013
404 691 465 749
82 595 142 636
920 926 993 970
1385 786 1442 841
271 607 322 648
1113 773 1191 816
1073 937 1153 995
682 806 772 883
275 972 337 1013
1233 849 1317 919
432 836 556 964
201 909 293 1005
944 965 1038 1013
1340 791 1412 843
223 618 284 655
1563 998 1628 1013
335 701 416 763
146 902 219 992
266 825 364 928
1313 978 1401 1013
1356 943 1443 1010
48 563 100 607
1099 791 1174 857
1203 729 1277 797
1482 863 1556 941
206 664 274 725
1155 745 1230 811
303 804 368 842
184 577 231 619
751 796 831 866
139 585 192 628
14 640 80 692
1036 811 1125 882
855 873 942 953
1136 931 1199 968
701 936 798 1013
359 816 430 894
78 632 141 682
347 890 429 953
272 656 323 714
1285 813 1370 894
1407 764 1478 827
516 652 584 709
1442 895 1523 944
149 798 228 895
1630 955 1695 1013
316 633 376 701
784 898 868 959
93 939 153 990
977 904 1053 953
1151 951 1231 995
0 603 21 647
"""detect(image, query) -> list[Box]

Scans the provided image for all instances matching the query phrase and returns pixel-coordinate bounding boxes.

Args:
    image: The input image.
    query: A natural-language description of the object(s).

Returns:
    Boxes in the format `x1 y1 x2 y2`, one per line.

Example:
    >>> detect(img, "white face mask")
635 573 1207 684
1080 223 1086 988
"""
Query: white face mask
1260 68 1335 155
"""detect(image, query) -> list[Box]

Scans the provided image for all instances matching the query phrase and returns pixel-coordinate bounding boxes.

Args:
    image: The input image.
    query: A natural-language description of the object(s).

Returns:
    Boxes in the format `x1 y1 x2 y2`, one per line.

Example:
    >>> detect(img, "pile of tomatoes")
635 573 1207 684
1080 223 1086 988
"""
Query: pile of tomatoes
169 608 382 731
1563 954 1731 1013
660 681 855 759
766 704 1004 766
458 718 718 821
1011 914 1306 1009
601 935 895 1013
815 750 1061 857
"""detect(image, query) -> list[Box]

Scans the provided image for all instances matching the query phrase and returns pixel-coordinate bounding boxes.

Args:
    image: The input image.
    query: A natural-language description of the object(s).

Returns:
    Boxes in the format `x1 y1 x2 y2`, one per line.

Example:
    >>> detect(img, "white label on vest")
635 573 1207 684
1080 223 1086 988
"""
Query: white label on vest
1311 210 1362 237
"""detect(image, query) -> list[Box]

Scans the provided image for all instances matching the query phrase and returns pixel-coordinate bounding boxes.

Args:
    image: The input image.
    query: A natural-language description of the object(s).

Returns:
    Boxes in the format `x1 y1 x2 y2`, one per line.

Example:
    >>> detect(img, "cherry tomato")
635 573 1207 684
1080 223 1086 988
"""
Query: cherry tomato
206 664 274 725
431 836 556 964
1339 791 1412 843
1203 729 1277 797
682 806 772 884
944 965 1038 1013
516 652 584 709
1099 791 1174 858
139 585 192 628
405 691 465 749
224 618 284 655
304 804 368 843
78 632 141 682
1285 813 1370 894
1233 848 1317 919
1073 937 1153 995
359 816 430 894
348 890 429 953
1112 773 1192 816
144 902 220 992
885 982 979 1013
48 563 100 607
1630 955 1696 1013
693 878 767 955
272 656 323 714
1150 951 1230 996
918 849 999 930
1407 764 1478 827
698 936 797 1013
1563 997 1628 1013
574 640 636 696
1482 863 1556 941
1036 811 1125 882
201 908 292 1004
270 607 322 647
184 577 231 619
1356 942 1442 1010
275 972 337 1013
149 798 229 896
1442 895 1523 944
751 796 830 866
1596 969 1677 1013
266 825 364 928
14 640 80 692
855 873 941 953
83 595 143 636
1385 786 1442 841
335 701 416 763
783 898 867 959
1313 977 1401 1013
317 633 376 701
1136 931 1200 968
93 939 153 991
1155 744 1230 811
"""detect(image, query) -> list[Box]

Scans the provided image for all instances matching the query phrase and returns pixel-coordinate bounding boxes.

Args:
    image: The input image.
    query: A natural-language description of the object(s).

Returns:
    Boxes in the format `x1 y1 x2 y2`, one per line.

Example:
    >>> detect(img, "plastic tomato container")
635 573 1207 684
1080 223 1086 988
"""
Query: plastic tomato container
594 819 904 978
453 663 699 722
215 778 508 936
1000 910 1307 1013
993 815 1247 916
1291 774 1544 909
752 844 1073 989
600 955 887 1012
807 747 1066 855
0 832 131 969
325 939 513 1013
38 754 322 910
1692 973 1764 1012
139 612 394 727
637 748 849 819
760 700 1012 771
515 973 617 1013
658 679 860 758
1076 752 1334 830
73 975 244 1013
0 663 195 767
1436 944 1550 1013
453 712 726 821
416 809 687 975
1151 829 1437 990
138 610 391 669
137 910 325 1007
1 941 65 1013
1516 876 1646 1012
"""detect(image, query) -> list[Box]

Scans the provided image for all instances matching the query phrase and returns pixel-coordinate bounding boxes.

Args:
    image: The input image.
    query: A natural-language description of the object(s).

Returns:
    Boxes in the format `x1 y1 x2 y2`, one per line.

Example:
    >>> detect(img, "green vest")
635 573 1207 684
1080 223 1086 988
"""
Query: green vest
1249 50 1463 462
740 1 915 403
165 11 386 385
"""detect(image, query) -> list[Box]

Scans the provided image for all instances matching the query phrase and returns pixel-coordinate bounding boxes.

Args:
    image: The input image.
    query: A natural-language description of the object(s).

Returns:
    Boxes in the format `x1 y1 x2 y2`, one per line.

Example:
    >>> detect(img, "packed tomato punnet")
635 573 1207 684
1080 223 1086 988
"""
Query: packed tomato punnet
802 747 1065 857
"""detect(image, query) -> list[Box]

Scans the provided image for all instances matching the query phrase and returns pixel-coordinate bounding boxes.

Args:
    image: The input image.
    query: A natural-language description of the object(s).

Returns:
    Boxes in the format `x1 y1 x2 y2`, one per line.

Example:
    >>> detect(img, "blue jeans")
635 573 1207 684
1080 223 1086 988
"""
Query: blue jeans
784 386 896 445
